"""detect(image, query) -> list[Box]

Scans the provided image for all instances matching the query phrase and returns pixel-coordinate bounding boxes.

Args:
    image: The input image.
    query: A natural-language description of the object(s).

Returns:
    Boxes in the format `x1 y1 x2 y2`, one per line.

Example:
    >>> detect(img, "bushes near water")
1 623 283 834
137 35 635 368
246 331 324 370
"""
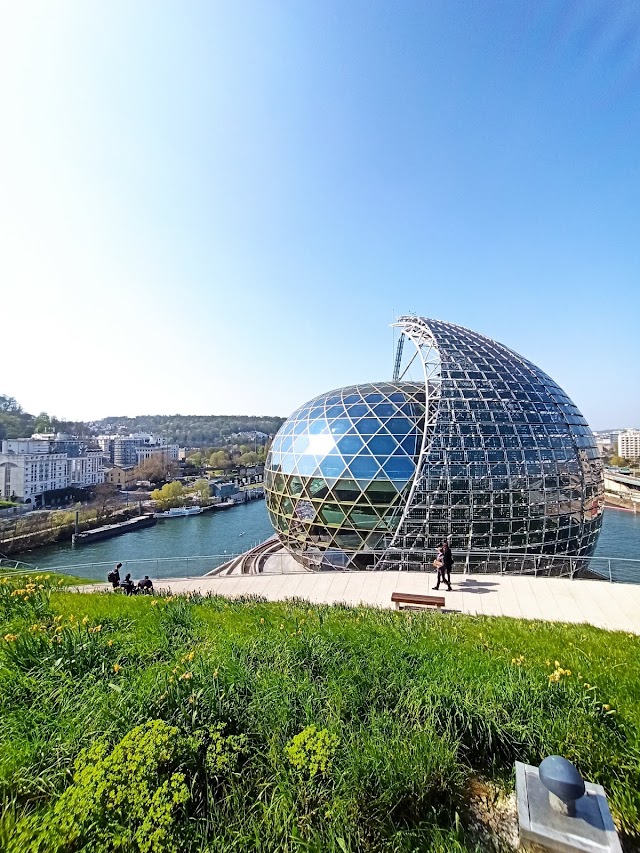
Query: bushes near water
0 577 638 852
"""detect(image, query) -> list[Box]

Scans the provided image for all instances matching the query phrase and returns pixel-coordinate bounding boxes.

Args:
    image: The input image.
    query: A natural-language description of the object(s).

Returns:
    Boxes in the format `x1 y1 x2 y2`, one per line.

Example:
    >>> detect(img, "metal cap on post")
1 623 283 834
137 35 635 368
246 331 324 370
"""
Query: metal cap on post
538 755 585 817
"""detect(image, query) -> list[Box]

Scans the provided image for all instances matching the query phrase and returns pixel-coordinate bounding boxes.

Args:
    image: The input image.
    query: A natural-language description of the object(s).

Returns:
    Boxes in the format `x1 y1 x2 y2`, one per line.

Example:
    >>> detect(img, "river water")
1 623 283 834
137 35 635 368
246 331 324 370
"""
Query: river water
10 503 640 584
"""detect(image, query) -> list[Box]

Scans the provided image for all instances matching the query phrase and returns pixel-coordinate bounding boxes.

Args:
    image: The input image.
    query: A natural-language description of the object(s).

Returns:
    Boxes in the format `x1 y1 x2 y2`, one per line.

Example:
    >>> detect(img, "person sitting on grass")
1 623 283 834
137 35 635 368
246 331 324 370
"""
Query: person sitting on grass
137 575 154 594
121 573 135 595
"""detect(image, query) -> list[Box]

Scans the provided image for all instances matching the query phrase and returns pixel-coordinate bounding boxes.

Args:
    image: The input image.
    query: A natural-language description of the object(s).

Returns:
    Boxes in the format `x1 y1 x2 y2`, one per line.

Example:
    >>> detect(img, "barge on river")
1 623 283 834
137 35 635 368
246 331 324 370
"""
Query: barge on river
72 515 156 544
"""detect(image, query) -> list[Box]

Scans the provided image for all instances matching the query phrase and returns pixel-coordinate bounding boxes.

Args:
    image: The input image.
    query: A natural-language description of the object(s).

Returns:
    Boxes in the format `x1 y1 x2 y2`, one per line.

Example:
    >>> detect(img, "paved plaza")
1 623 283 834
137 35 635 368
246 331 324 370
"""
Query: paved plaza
109 570 640 634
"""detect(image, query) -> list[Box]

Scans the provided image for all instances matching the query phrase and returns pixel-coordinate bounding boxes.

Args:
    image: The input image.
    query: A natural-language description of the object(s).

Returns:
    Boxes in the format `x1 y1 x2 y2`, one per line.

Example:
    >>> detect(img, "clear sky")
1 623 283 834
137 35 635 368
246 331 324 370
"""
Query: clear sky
1 1 638 430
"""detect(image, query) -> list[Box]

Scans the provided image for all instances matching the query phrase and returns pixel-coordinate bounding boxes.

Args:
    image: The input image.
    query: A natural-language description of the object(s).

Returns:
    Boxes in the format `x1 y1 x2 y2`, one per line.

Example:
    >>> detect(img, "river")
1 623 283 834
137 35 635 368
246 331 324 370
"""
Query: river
10 503 640 584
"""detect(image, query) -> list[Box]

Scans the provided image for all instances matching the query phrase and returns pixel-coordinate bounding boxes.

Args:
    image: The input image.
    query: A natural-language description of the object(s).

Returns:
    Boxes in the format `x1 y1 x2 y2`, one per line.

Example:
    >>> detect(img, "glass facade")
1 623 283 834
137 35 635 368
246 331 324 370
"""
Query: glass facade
265 318 604 568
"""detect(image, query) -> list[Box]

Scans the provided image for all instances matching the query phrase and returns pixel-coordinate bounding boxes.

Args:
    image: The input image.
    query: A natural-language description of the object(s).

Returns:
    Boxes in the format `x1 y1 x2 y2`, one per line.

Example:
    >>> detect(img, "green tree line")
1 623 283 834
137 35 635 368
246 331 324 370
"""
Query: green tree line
93 414 284 446
1 396 284 448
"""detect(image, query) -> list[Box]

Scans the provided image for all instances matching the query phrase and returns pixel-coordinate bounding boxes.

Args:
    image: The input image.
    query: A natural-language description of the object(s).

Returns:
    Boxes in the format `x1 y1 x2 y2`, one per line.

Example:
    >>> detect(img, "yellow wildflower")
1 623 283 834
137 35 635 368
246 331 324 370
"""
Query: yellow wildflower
3 633 18 642
150 600 158 607
107 639 113 647
180 671 193 680
603 704 611 711
82 616 89 625
113 663 122 674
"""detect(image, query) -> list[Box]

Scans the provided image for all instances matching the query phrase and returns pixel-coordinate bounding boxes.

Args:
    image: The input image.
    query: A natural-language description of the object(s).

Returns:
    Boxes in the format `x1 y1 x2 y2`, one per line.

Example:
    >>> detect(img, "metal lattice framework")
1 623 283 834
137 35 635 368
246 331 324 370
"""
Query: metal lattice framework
264 317 605 569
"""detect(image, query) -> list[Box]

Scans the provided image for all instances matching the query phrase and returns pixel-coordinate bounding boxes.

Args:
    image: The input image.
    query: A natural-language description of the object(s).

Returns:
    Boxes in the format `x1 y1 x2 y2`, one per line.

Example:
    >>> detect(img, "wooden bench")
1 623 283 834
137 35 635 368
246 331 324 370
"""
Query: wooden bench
391 592 446 611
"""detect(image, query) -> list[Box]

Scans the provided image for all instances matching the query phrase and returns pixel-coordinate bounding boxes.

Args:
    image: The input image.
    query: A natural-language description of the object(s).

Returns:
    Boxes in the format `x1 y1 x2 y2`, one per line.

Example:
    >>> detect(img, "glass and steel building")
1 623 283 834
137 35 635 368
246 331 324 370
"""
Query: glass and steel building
265 317 604 569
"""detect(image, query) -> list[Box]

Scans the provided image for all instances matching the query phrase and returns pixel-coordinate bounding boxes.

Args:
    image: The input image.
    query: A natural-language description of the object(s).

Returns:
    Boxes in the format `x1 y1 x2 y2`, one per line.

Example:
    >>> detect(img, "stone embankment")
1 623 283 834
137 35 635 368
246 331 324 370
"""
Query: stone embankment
0 507 141 556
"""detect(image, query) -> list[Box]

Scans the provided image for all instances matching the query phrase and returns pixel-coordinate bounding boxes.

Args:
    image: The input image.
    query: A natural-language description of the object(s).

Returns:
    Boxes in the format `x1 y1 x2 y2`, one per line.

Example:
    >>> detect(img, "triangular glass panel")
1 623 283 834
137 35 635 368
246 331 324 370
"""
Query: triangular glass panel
328 418 351 435
319 503 346 526
295 454 316 477
366 434 398 457
318 455 347 478
281 453 296 474
289 476 303 496
380 455 416 482
349 455 381 481
308 418 329 435
337 434 365 455
352 417 381 435
292 434 309 455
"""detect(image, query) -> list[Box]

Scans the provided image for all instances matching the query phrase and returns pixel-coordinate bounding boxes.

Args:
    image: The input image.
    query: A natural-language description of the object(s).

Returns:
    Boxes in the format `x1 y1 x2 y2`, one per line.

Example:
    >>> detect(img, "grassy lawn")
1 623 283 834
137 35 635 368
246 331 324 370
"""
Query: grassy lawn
0 580 638 852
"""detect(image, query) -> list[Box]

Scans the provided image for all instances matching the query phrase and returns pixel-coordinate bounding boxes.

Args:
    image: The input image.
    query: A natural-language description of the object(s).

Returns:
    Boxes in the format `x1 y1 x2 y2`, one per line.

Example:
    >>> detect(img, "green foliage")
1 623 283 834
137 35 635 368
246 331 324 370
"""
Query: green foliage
0 590 639 851
192 479 210 503
609 455 630 467
286 725 338 779
94 415 285 447
150 481 185 508
46 720 190 853
204 722 247 778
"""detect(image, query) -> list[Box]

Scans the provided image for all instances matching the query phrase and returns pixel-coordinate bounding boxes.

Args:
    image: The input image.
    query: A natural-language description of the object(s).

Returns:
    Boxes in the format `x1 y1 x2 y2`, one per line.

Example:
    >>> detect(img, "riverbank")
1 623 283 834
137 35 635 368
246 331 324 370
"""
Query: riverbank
0 506 144 556
9 504 640 583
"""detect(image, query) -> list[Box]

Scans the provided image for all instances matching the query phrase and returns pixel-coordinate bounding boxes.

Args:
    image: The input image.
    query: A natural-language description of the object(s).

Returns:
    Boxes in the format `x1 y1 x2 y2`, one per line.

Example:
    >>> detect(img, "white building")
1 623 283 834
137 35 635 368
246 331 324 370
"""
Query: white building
0 438 105 504
619 430 640 460
68 450 105 488
0 440 69 505
135 444 180 465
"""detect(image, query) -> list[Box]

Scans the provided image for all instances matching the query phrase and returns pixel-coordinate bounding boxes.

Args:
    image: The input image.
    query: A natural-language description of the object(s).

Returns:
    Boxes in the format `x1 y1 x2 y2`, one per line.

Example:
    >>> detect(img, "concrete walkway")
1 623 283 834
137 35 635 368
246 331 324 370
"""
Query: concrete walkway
97 571 640 635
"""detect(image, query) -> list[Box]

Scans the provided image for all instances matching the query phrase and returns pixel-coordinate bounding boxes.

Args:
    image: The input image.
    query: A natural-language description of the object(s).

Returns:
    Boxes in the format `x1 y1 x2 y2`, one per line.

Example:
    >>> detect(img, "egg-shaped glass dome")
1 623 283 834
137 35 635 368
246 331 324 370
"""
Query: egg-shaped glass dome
265 382 425 565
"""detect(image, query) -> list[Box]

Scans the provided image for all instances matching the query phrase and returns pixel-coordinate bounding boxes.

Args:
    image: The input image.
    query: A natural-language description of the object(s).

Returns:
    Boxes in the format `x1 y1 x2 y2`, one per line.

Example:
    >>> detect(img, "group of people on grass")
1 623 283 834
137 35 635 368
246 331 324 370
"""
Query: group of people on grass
107 563 154 595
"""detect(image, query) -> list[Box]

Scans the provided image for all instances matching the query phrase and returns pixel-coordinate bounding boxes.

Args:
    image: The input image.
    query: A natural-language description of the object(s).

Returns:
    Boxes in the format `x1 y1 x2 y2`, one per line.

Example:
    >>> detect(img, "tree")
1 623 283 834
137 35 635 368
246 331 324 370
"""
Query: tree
93 483 119 522
192 479 210 503
208 450 231 470
150 481 184 509
186 452 203 468
0 395 22 413
609 455 630 468
134 456 178 485
33 412 54 434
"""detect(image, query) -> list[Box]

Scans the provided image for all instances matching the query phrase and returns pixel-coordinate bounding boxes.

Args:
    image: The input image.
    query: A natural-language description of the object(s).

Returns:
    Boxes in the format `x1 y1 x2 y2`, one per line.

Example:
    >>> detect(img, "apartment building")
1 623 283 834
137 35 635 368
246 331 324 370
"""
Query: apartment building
0 440 69 505
618 429 640 460
0 438 105 505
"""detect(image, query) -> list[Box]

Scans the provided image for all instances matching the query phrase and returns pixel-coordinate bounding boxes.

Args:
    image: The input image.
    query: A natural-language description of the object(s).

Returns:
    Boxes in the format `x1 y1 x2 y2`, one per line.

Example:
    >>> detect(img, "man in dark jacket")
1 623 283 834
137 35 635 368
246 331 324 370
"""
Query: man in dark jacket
440 542 453 591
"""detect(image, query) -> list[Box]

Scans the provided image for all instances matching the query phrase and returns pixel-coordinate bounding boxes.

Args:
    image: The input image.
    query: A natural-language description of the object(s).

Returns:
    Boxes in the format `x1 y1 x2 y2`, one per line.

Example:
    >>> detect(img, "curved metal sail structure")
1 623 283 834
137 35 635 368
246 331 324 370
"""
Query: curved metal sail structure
383 317 604 563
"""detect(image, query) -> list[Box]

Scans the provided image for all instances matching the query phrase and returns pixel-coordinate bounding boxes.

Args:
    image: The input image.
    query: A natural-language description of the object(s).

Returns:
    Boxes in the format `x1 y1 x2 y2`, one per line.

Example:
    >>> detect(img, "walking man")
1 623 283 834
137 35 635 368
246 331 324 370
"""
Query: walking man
440 542 453 591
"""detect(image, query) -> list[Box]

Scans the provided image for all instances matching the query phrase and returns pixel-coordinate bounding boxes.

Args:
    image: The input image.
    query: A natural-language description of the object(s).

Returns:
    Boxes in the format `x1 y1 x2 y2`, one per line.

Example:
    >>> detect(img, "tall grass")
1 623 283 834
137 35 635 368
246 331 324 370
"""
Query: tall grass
0 579 638 852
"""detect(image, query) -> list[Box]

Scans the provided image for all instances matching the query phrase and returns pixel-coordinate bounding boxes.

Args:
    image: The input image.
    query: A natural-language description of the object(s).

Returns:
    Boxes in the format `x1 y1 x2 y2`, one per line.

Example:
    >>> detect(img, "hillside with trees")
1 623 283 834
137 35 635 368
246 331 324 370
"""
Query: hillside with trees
92 415 285 446
1 396 285 448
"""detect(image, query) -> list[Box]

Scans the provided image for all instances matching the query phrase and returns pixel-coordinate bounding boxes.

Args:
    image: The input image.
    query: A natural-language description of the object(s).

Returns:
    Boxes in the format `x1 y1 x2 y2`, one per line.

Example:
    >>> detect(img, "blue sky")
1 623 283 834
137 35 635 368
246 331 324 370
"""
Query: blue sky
1 1 638 429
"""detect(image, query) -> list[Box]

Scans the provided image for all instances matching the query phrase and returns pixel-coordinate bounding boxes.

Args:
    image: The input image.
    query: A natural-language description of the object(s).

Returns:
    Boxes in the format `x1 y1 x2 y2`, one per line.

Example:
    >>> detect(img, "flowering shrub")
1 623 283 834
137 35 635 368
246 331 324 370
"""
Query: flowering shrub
204 722 247 779
286 725 339 779
47 720 190 853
